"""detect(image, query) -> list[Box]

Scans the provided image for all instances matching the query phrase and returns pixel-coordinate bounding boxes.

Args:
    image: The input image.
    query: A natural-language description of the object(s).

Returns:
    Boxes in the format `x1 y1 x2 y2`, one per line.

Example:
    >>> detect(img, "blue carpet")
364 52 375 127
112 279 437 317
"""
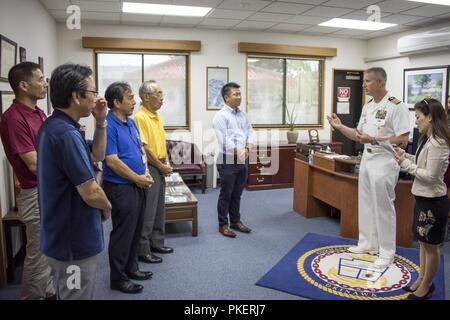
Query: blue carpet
256 233 446 300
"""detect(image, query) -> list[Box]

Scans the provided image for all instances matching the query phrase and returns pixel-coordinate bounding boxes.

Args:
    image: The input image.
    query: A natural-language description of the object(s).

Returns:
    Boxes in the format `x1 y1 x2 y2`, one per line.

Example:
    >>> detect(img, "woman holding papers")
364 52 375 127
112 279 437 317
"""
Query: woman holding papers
395 98 450 300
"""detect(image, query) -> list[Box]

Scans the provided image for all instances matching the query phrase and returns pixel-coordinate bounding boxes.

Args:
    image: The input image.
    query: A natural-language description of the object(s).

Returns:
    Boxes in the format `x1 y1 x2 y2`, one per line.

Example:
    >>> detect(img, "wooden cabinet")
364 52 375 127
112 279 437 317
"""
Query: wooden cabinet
247 143 296 191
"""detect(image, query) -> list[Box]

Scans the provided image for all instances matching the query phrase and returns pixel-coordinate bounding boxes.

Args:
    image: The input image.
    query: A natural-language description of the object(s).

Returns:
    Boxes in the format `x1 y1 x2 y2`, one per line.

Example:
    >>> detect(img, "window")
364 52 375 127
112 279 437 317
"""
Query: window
96 52 189 129
247 56 323 128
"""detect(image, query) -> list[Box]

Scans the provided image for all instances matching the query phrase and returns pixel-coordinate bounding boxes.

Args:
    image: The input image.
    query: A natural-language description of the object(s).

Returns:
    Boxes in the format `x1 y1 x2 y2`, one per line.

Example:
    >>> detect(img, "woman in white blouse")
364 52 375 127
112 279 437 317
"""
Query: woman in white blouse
395 98 450 300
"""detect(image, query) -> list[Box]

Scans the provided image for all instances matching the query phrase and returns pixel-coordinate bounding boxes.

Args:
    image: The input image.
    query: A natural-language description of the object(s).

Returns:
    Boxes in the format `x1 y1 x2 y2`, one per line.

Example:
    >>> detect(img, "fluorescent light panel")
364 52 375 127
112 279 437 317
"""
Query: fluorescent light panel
406 0 450 6
319 18 397 31
123 2 212 17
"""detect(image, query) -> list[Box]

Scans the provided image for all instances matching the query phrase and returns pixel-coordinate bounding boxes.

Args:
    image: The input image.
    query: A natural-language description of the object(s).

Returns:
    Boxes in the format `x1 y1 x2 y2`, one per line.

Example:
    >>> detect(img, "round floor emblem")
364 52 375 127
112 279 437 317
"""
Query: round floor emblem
297 245 419 300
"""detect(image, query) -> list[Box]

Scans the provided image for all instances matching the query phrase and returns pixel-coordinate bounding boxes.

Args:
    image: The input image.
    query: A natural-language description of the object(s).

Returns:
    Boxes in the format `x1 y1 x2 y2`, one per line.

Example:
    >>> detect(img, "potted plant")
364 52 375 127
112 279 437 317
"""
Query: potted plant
286 105 298 144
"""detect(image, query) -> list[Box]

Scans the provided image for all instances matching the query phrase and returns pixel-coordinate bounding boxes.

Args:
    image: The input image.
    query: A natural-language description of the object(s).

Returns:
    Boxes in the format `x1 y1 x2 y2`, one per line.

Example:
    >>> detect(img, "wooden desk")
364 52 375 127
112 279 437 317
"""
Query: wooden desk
293 157 415 247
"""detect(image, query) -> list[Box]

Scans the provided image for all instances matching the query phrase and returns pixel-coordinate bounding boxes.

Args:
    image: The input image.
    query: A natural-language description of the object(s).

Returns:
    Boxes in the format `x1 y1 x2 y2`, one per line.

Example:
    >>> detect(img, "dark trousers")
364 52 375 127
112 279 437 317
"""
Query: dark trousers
103 181 146 283
217 162 248 225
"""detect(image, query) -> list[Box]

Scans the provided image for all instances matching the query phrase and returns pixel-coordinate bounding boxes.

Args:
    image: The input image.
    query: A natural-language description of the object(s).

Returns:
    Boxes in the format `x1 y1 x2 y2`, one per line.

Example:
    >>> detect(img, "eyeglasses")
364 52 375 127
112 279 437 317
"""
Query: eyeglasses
85 90 99 97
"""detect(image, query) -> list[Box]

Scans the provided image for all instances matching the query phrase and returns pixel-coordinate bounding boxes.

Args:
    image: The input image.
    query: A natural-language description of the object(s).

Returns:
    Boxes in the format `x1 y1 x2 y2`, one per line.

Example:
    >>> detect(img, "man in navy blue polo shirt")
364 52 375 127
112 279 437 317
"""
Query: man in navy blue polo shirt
37 64 112 300
103 82 153 294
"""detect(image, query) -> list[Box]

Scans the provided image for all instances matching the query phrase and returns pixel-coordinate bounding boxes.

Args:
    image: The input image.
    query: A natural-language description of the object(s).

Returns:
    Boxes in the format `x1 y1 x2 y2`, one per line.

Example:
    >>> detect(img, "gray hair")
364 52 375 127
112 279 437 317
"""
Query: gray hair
365 67 387 85
139 80 158 100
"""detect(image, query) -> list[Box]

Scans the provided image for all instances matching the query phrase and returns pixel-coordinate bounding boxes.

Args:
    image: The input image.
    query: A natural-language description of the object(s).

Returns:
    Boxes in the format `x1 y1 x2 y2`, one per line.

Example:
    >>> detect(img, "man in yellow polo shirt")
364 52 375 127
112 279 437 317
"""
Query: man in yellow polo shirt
135 80 174 264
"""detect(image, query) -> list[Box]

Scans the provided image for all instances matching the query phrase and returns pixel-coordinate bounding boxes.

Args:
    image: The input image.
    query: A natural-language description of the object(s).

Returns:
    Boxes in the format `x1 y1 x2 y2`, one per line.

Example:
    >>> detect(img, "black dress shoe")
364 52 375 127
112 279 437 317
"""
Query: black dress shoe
151 246 174 254
110 280 143 294
126 270 153 280
139 253 162 263
406 283 435 300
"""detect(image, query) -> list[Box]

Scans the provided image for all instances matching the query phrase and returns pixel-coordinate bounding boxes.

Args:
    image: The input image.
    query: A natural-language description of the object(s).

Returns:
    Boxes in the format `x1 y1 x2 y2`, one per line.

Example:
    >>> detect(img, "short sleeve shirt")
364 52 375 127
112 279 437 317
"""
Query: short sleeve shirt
134 107 167 160
0 100 46 188
102 111 146 185
357 92 410 146
37 109 103 261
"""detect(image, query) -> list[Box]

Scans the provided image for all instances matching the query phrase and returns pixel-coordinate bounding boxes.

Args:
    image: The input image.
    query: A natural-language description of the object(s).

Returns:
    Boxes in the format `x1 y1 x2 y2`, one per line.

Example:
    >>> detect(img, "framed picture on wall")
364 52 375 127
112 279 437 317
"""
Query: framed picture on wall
0 35 17 82
19 46 26 63
403 66 449 110
46 77 52 115
207 66 229 110
0 91 15 114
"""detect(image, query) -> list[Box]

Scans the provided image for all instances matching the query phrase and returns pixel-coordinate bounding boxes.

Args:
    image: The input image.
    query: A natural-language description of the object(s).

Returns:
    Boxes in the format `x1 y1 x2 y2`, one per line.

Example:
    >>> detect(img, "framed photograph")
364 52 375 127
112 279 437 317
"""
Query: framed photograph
403 66 449 110
0 35 17 82
38 56 44 74
0 91 15 114
19 46 26 63
207 66 229 110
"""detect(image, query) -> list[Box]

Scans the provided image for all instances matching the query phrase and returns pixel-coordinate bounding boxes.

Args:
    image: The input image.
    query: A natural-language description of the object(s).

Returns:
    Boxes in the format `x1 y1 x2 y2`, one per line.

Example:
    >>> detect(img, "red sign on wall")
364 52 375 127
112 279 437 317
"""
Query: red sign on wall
337 87 351 99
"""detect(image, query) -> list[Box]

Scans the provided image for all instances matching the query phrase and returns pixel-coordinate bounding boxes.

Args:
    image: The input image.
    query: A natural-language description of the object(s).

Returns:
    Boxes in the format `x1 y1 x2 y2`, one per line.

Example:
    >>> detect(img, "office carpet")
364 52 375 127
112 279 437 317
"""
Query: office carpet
256 232 446 300
1 188 450 300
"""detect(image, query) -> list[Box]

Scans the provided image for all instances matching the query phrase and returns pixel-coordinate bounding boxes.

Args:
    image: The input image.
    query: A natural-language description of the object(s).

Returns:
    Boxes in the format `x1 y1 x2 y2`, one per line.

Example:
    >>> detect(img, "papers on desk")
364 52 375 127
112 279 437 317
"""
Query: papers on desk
165 173 183 183
322 154 351 160
378 140 397 157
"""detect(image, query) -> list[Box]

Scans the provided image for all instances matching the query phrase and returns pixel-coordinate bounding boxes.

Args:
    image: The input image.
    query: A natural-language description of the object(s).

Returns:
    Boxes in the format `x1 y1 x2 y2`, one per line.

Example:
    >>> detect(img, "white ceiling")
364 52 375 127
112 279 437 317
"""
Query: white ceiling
40 0 450 39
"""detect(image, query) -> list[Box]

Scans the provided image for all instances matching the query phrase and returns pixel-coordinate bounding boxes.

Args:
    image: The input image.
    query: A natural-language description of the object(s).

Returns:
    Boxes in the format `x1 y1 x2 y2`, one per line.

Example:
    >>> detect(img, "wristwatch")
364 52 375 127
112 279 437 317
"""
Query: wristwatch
96 120 107 129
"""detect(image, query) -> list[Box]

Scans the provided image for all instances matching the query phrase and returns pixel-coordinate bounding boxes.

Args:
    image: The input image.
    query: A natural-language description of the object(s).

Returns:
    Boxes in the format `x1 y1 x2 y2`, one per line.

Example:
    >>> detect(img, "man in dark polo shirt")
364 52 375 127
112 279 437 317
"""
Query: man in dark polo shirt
103 82 153 294
37 63 112 300
0 62 55 300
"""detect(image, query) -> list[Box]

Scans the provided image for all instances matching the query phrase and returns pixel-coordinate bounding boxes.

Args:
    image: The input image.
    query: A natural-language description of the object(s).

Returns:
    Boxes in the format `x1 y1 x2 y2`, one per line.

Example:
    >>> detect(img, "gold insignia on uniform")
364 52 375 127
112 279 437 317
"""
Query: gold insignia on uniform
388 97 401 105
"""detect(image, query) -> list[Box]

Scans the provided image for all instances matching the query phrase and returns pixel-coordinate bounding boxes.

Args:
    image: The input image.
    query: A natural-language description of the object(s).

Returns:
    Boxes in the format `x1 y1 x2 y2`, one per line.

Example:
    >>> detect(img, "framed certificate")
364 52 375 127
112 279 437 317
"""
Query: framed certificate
0 91 15 114
0 35 17 82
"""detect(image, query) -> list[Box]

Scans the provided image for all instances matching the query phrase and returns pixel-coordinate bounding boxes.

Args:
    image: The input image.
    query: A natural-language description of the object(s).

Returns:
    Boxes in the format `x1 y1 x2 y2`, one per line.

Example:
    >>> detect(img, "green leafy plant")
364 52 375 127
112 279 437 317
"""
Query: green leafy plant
285 105 297 131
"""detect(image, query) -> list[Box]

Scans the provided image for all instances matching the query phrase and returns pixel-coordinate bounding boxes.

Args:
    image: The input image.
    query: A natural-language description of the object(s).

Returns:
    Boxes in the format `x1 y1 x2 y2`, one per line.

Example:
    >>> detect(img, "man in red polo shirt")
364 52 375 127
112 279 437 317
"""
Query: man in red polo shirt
0 62 54 299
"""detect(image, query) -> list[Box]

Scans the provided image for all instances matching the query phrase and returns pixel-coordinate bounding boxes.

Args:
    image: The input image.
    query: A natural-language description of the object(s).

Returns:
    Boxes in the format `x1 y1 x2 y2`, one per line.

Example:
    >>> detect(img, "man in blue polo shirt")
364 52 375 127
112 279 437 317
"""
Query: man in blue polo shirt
37 64 112 300
103 82 153 294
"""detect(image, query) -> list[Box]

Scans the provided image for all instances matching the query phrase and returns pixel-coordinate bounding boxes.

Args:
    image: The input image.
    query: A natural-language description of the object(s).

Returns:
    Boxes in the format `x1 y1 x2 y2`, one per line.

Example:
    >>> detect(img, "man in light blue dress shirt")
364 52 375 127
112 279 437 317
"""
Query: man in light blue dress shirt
213 82 254 238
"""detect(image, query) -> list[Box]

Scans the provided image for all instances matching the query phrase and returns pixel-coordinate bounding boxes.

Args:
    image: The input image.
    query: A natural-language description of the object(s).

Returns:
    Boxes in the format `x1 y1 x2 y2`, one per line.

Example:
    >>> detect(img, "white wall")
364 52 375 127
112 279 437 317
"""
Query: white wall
366 21 450 103
0 0 58 216
57 23 368 148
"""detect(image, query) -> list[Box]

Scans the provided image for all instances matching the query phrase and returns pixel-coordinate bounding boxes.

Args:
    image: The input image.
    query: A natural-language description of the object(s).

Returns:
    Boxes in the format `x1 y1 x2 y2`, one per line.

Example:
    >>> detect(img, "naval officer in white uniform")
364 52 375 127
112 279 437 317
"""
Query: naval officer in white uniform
327 67 410 269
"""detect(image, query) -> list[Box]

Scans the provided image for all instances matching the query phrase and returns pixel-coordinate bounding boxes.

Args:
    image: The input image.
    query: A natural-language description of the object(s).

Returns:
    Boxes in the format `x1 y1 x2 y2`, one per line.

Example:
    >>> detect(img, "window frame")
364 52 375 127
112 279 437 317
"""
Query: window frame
94 50 191 131
246 54 325 129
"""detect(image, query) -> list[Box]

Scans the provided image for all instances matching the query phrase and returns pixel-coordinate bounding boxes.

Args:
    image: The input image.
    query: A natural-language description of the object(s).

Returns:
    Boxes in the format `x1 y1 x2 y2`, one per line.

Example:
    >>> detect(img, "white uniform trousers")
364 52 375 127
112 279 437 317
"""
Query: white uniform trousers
357 149 400 260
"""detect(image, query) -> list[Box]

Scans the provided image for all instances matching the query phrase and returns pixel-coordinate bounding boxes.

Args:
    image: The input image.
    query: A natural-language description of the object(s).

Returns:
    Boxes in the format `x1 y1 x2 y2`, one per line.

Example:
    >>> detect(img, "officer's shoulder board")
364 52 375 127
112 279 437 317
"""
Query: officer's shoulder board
388 96 401 105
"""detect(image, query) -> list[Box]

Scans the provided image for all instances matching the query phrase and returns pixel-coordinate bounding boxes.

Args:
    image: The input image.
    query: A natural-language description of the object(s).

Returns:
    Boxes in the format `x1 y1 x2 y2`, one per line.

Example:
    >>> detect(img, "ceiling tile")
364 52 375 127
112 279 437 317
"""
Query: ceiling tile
71 0 121 12
248 12 294 22
280 0 328 5
199 18 241 27
321 0 381 10
302 25 342 34
171 0 222 7
261 2 314 15
403 16 438 26
268 23 311 32
160 16 203 25
40 0 72 11
207 8 255 19
82 12 121 22
339 9 391 20
218 0 272 11
233 20 276 30
284 14 330 24
401 4 450 17
302 5 354 18
361 30 392 39
375 0 425 13
381 13 425 24
196 25 233 30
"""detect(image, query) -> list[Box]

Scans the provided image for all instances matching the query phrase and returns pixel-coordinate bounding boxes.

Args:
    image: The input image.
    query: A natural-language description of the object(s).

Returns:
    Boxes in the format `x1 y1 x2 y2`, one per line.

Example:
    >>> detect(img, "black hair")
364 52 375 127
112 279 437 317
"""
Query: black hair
104 82 132 109
415 98 450 147
221 82 240 100
49 63 92 109
8 62 41 94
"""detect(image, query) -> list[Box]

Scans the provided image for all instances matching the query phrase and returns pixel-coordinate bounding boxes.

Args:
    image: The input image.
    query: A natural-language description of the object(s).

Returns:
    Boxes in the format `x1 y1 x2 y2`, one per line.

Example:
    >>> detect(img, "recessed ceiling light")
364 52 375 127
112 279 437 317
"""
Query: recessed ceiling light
122 2 212 17
319 18 397 31
406 0 450 6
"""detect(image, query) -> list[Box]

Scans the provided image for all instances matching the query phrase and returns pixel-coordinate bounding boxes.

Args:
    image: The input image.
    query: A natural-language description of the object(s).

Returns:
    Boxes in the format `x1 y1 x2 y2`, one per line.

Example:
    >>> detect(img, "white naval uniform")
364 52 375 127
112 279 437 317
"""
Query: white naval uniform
356 92 410 261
